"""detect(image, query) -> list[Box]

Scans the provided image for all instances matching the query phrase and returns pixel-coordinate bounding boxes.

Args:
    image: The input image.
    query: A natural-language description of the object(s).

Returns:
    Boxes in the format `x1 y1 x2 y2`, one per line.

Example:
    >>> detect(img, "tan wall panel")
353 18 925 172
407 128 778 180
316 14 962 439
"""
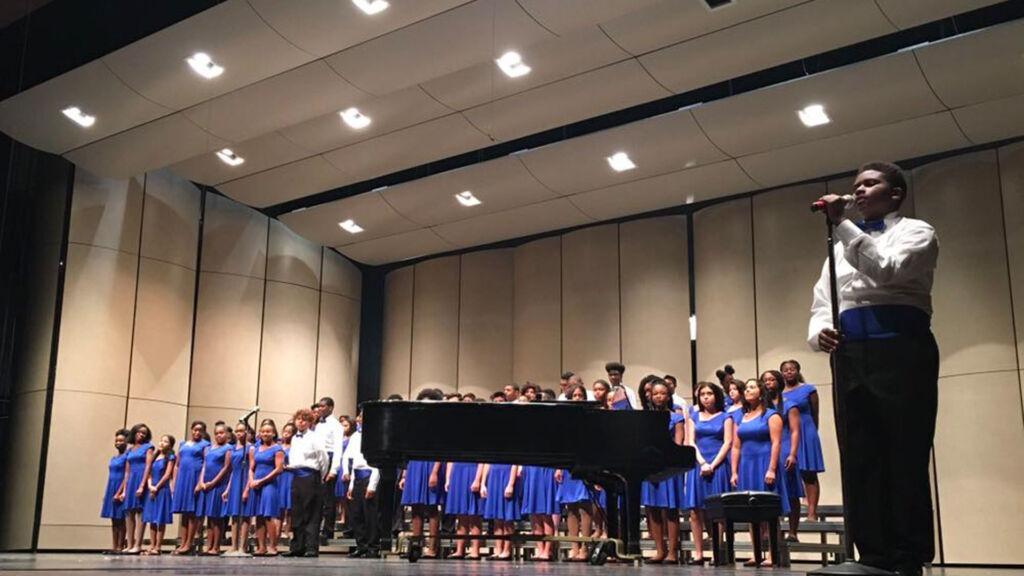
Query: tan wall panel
201 192 268 278
694 198 757 382
258 281 320 416
317 292 360 415
458 250 514 397
189 272 264 409
752 183 832 385
380 267 413 399
55 244 137 396
934 371 1024 564
999 142 1024 363
128 258 195 405
37 526 111 551
620 216 691 389
140 168 200 268
809 383 842 506
913 151 1017 376
0 390 46 550
267 219 322 289
68 169 143 253
410 256 460 392
186 406 260 431
125 398 188 444
257 411 295 431
513 236 561 389
562 225 620 386
39 390 126 529
322 249 362 300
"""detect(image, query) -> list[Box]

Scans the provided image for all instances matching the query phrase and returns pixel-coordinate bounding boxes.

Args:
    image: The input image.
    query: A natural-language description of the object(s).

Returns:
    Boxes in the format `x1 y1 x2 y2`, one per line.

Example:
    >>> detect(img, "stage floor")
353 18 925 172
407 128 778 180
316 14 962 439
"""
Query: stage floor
0 554 1020 576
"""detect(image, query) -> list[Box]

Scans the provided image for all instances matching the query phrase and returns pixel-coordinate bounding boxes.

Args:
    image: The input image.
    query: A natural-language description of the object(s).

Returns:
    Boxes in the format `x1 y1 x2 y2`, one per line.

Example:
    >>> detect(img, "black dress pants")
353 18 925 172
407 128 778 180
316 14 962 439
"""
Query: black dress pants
834 332 939 571
350 475 379 554
290 473 323 555
320 453 336 538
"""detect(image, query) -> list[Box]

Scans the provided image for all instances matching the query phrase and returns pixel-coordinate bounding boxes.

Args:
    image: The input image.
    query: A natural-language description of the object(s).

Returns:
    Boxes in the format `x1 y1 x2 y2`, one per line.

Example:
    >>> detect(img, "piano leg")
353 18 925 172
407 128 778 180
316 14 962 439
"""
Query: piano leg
623 475 644 559
376 466 398 554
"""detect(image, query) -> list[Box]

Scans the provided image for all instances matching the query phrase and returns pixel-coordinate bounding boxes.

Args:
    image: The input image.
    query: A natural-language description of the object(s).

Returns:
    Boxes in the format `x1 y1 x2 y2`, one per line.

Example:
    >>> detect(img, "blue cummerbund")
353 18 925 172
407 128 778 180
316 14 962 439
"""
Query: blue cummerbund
839 305 930 341
354 469 372 480
292 467 315 478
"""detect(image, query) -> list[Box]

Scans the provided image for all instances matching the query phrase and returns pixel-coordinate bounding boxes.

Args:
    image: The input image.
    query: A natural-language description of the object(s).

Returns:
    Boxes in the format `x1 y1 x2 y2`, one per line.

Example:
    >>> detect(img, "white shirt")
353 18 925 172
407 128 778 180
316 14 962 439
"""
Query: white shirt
808 212 938 351
673 393 688 411
557 388 595 401
315 414 345 477
342 431 380 492
287 429 329 477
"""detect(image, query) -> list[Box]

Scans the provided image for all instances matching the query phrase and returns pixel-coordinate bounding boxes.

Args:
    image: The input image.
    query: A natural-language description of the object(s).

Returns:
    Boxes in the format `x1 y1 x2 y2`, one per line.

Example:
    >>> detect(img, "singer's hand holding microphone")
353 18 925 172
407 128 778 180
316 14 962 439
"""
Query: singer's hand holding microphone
810 194 854 223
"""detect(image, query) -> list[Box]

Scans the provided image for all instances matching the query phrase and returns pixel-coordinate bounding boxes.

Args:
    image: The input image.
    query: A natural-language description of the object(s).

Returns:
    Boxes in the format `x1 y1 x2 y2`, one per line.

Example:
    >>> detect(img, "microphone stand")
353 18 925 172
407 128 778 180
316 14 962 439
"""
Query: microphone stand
809 218 892 575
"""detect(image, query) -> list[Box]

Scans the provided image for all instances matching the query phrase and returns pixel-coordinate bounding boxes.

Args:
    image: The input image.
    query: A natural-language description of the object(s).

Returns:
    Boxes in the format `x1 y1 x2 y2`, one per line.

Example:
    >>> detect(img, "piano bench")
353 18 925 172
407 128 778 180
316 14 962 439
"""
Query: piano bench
704 491 782 567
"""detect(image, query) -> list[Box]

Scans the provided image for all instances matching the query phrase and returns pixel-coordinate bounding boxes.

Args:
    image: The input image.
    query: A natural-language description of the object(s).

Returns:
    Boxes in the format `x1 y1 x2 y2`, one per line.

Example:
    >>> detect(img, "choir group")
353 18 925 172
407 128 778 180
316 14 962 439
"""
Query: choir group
100 361 825 567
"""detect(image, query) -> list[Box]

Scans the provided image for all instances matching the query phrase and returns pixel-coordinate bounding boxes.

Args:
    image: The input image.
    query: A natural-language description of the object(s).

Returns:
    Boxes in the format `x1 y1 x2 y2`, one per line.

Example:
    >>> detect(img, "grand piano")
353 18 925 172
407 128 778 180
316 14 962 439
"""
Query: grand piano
361 400 696 559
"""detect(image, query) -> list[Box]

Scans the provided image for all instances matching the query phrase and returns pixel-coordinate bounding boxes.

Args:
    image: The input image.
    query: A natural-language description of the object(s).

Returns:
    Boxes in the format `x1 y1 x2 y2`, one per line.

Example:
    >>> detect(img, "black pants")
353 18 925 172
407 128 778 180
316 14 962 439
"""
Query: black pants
350 476 379 553
290 473 323 555
320 453 336 538
835 333 939 571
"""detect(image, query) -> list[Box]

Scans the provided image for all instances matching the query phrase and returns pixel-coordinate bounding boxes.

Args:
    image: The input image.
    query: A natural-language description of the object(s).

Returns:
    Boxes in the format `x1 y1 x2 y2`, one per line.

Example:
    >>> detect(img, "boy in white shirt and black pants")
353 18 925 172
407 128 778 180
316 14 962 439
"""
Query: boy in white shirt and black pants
343 405 381 558
284 408 329 557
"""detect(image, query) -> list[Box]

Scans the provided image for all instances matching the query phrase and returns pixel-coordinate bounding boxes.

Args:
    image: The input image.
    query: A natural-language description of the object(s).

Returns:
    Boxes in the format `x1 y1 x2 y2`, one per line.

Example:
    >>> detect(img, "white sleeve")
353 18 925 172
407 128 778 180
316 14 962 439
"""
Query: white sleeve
807 259 832 351
367 467 380 492
328 423 343 476
834 219 938 285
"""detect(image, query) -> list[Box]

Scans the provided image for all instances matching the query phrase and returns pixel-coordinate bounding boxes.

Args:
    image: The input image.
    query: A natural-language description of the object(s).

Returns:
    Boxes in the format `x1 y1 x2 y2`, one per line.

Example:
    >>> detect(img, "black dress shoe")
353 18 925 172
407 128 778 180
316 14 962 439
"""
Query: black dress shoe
361 551 380 559
281 550 300 557
349 549 366 558
303 551 319 558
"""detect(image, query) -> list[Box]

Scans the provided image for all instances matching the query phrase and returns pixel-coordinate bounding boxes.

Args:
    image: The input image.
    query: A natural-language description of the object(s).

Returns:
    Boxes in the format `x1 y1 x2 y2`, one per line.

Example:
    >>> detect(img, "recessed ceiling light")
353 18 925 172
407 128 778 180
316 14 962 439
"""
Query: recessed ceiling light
339 107 371 129
338 219 364 234
61 106 95 127
216 148 244 166
455 191 482 207
606 151 636 172
797 104 830 127
495 51 531 78
186 52 224 79
352 0 389 15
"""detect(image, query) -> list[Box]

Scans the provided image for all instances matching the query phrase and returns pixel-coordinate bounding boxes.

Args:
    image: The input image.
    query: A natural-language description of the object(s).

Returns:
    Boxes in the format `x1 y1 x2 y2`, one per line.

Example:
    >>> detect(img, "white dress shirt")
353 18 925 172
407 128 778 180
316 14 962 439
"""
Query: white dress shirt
557 388 595 401
808 212 938 350
287 428 329 477
342 430 380 492
315 414 345 477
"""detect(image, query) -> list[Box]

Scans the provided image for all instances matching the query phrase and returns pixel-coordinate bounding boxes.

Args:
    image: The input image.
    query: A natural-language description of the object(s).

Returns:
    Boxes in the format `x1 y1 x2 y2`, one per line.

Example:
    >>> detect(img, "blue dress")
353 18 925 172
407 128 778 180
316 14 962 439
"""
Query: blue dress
520 466 558 515
197 444 232 518
727 405 744 426
252 444 282 518
278 446 293 513
101 452 128 519
444 462 480 515
401 460 445 507
684 411 731 510
736 411 791 515
777 400 806 502
143 455 175 525
556 469 589 505
482 464 519 521
172 440 209 514
123 443 153 511
226 444 256 517
642 412 686 509
782 384 826 473
334 437 350 498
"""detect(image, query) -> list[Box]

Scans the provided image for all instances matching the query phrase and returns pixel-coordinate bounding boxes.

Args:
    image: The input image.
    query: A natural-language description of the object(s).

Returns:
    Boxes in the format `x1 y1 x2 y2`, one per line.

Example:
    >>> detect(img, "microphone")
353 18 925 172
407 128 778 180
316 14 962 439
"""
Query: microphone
810 194 854 213
238 406 259 423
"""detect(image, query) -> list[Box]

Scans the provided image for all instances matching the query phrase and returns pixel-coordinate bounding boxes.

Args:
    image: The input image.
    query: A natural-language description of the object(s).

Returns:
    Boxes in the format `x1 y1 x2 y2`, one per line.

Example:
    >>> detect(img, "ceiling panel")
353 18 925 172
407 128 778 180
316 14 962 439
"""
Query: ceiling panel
516 0 661 35
279 86 452 155
953 93 1024 145
419 25 630 111
182 61 368 143
381 156 556 226
217 155 351 208
432 197 593 248
278 192 420 247
325 0 554 96
0 60 171 154
568 160 758 221
601 0 805 56
102 0 315 111
874 0 1006 29
692 52 945 157
519 109 727 196
463 60 670 142
336 228 455 266
737 112 971 187
170 131 310 185
248 0 471 58
641 0 894 95
322 114 492 181
915 19 1024 109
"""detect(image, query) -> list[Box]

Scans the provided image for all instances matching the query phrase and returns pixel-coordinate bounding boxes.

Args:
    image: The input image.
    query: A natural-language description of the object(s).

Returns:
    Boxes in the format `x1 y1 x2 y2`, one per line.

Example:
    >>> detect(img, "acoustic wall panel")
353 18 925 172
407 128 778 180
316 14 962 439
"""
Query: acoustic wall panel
380 267 414 399
694 198 757 382
410 257 460 394
561 225 620 386
913 151 1017 377
619 216 691 389
125 397 188 445
67 170 144 254
998 142 1024 363
316 291 361 415
201 192 269 278
457 250 514 399
258 282 320 416
806 383 842 507
322 248 362 300
267 219 322 290
139 168 200 268
512 237 562 389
